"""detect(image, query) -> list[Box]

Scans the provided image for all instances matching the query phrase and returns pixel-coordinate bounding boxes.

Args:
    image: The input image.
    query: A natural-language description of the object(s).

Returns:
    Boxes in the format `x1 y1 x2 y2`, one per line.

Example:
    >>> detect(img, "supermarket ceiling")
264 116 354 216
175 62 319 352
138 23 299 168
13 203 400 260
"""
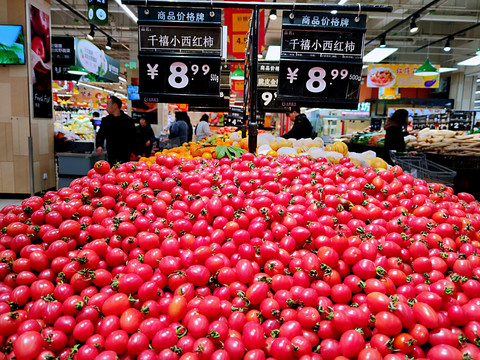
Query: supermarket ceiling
51 0 480 71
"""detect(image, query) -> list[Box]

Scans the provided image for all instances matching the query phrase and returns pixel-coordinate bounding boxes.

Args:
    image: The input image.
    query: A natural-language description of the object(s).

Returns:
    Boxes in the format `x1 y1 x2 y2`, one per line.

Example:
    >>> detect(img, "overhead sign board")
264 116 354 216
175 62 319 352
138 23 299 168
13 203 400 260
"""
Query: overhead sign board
277 12 366 109
52 36 76 80
88 0 108 26
51 37 120 82
367 64 440 88
75 39 120 82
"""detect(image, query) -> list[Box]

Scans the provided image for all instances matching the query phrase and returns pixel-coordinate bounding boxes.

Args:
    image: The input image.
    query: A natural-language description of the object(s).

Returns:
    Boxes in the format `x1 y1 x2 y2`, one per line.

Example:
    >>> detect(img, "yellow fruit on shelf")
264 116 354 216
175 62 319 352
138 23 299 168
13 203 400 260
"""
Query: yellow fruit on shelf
278 139 293 148
369 157 388 169
266 150 277 157
269 141 280 151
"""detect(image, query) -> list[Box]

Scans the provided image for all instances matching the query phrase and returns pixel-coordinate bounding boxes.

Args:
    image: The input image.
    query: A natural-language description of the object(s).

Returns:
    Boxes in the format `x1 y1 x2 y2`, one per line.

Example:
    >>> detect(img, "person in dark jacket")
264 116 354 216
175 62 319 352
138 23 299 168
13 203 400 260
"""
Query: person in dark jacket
183 113 193 143
96 96 136 166
384 109 410 163
136 117 156 157
169 112 189 146
282 107 313 140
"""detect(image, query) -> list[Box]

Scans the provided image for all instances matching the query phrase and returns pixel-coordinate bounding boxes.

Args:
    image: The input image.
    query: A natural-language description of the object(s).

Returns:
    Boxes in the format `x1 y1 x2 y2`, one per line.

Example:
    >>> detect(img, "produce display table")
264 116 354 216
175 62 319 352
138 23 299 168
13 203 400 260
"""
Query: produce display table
56 152 107 188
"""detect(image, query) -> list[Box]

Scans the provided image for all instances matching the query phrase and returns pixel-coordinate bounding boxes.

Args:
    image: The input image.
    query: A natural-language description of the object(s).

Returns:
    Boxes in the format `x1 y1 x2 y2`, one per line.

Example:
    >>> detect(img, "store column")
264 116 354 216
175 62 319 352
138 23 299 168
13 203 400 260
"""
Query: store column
0 0 55 195
449 72 476 110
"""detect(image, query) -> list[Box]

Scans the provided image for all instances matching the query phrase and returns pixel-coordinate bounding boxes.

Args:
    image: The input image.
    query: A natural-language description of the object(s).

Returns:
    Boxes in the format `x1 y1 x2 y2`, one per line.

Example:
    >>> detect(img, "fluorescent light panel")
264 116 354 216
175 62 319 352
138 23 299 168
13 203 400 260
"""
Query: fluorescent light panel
114 0 138 23
265 45 281 61
363 47 398 63
438 67 458 73
338 0 348 4
458 55 480 66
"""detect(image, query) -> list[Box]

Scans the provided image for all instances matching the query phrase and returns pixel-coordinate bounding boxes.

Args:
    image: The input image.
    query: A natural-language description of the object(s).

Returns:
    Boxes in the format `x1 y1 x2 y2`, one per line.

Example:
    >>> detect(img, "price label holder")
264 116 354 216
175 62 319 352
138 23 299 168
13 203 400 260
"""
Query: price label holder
257 62 287 113
139 54 221 102
449 120 472 131
277 11 366 109
370 118 382 131
448 111 474 131
412 115 428 130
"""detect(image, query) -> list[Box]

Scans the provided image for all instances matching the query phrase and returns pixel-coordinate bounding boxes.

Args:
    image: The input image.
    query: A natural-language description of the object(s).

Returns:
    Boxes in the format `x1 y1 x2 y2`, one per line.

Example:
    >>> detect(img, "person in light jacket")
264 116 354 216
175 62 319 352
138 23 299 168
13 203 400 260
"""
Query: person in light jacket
195 114 212 141
169 112 189 146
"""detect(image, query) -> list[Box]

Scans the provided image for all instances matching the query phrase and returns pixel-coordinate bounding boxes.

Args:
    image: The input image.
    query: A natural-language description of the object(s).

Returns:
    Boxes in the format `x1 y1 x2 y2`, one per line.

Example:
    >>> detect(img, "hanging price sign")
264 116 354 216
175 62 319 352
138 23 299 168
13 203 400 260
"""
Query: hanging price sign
277 59 363 109
139 55 221 102
137 7 222 103
277 11 366 109
448 111 474 131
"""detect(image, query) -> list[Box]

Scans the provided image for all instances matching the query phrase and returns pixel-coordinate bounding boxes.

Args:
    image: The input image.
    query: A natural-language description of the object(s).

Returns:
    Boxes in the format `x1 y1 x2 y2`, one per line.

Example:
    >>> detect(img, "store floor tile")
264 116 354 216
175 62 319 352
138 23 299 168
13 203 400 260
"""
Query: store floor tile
0 199 25 208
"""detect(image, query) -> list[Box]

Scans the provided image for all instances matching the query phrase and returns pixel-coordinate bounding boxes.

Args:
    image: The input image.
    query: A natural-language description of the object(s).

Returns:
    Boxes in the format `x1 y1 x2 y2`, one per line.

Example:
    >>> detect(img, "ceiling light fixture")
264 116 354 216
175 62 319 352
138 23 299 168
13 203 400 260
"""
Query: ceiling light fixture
363 47 398 63
443 38 451 53
231 65 245 80
269 9 277 20
87 24 95 41
331 10 338 15
409 17 419 33
265 45 281 61
379 35 386 48
106 37 112 51
338 0 348 4
438 67 458 73
414 58 438 76
67 66 89 75
458 55 480 66
114 0 138 23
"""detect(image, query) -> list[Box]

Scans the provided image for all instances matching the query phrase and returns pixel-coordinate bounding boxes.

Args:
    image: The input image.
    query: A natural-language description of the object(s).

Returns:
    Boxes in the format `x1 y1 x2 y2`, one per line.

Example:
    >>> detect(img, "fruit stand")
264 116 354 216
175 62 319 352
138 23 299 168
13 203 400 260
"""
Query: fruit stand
1 151 480 359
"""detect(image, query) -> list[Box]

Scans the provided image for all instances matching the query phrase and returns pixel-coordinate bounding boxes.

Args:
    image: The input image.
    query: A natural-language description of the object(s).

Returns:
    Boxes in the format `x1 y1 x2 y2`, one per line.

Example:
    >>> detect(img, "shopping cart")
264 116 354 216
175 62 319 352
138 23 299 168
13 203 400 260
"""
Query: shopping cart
389 151 457 187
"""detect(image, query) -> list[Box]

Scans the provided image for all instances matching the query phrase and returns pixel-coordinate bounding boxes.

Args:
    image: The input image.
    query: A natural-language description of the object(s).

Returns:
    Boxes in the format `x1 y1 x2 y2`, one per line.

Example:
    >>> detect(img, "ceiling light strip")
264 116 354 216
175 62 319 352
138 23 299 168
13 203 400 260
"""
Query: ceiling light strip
114 0 138 23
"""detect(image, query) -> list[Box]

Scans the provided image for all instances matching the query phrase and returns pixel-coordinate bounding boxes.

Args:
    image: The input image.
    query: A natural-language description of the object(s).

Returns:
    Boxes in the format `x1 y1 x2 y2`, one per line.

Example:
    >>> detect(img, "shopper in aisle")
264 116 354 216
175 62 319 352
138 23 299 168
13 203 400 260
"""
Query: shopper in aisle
384 109 410 164
136 117 156 157
96 96 136 166
184 113 193 143
195 114 212 141
282 106 314 140
168 111 189 146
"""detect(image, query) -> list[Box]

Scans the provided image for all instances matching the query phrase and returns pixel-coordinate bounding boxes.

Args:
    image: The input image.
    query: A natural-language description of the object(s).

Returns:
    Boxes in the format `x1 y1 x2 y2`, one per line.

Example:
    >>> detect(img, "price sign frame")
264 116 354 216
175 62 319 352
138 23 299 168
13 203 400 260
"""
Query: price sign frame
278 11 366 109
138 54 221 103
448 110 474 131
137 6 223 102
277 58 363 109
448 120 473 131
